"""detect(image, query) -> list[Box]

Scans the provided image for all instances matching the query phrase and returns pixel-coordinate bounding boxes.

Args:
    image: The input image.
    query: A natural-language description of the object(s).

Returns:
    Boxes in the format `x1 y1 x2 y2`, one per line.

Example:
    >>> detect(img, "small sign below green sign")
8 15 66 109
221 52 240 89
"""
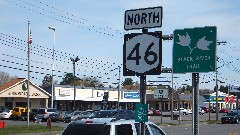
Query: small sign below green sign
173 26 217 73
135 104 148 122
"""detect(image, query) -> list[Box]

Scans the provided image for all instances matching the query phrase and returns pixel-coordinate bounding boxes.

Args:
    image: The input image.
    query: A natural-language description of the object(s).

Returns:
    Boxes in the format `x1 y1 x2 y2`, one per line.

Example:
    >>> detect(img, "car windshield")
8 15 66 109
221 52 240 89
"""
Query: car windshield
62 123 110 135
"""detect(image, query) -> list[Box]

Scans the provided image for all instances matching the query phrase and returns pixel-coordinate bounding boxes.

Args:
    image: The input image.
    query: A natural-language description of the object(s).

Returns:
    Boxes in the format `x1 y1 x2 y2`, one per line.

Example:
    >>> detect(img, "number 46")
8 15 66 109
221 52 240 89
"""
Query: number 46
127 42 158 65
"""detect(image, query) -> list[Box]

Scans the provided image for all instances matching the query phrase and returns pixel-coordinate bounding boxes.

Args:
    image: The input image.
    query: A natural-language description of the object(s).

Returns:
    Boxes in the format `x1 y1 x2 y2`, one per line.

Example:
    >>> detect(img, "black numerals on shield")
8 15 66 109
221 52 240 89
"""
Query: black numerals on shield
127 42 157 65
127 43 141 65
145 42 157 65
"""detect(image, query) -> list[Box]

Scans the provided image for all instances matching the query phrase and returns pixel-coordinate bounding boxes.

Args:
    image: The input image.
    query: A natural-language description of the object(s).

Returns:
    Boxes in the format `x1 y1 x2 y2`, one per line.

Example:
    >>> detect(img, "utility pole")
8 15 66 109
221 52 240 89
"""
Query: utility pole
27 20 31 128
48 26 55 108
118 66 121 110
70 56 80 111
216 41 227 121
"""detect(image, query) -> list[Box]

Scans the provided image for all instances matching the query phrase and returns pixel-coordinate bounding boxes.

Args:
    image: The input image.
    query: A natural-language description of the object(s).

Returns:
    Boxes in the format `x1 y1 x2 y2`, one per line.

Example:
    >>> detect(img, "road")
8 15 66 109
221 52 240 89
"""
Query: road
1 113 240 135
163 123 240 135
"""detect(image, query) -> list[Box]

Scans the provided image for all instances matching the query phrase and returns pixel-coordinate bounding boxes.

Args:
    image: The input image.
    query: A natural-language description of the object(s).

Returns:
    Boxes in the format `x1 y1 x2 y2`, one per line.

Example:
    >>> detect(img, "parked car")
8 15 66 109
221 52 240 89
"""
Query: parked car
9 107 29 120
72 111 92 121
88 110 135 120
199 108 205 115
59 111 71 121
0 110 12 119
221 112 240 124
64 111 90 123
49 112 61 122
173 108 189 115
219 108 228 113
200 107 209 113
230 109 240 113
210 107 220 113
35 108 57 121
148 109 154 115
62 119 167 135
149 108 161 116
187 109 192 114
21 109 38 121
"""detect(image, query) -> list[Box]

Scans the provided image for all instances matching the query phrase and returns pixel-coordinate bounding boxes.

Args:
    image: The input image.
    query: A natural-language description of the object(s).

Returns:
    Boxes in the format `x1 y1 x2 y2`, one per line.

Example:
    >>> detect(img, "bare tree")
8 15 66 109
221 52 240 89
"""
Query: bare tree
0 71 18 85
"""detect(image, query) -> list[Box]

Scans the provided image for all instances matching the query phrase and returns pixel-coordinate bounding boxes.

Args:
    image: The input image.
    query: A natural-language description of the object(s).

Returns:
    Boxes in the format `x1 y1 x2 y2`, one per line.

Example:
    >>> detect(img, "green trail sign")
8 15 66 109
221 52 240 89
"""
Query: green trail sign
173 26 217 73
135 104 148 122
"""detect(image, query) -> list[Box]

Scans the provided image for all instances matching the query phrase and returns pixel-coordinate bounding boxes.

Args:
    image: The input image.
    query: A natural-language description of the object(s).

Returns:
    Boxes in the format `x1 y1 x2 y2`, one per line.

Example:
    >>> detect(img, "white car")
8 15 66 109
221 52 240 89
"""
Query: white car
62 119 167 135
173 108 189 115
0 110 12 119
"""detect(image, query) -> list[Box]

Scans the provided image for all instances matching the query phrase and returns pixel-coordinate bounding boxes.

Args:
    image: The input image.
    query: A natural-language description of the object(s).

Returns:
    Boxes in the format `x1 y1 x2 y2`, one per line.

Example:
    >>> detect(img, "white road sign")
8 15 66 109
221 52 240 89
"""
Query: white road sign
154 89 168 99
230 85 240 92
123 32 162 76
124 6 163 30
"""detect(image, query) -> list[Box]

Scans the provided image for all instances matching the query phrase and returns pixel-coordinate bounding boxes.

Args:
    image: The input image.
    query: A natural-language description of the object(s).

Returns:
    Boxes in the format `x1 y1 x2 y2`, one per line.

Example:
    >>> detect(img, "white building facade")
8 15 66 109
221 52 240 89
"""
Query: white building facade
53 85 153 111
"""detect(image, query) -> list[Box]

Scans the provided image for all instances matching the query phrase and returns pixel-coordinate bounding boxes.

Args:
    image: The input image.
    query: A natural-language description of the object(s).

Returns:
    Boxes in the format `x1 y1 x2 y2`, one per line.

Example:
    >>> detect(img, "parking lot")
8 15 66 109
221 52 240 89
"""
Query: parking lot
2 112 239 135
1 112 226 127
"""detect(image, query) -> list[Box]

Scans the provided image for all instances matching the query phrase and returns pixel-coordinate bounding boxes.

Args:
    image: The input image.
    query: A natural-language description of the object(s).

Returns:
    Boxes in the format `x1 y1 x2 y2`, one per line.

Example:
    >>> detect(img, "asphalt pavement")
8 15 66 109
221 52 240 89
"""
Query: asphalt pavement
1 112 226 135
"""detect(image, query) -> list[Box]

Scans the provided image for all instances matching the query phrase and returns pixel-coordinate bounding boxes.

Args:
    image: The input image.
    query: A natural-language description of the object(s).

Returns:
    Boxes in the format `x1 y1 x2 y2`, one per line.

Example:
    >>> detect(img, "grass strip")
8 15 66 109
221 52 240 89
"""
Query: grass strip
0 125 64 135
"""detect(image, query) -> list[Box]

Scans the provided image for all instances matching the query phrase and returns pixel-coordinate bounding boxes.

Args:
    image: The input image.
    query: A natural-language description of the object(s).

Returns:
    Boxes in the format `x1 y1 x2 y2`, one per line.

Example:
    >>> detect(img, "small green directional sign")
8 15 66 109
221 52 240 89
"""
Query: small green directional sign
173 26 217 73
135 104 148 122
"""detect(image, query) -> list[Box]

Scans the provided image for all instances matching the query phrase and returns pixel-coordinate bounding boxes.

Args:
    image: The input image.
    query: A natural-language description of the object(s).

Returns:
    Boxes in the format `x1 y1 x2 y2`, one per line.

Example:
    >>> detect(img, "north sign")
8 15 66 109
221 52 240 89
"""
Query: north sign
123 32 162 76
124 6 163 30
173 26 217 73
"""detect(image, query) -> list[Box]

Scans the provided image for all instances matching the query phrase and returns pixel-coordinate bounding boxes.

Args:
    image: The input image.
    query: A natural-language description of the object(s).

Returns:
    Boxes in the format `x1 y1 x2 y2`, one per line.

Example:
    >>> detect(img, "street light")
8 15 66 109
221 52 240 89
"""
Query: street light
71 56 80 111
48 26 55 108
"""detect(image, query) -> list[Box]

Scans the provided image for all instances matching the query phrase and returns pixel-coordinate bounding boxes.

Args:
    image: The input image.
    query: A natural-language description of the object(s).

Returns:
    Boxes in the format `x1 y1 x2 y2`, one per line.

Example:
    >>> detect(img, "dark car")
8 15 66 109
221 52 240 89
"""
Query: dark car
88 110 135 120
49 112 61 122
21 109 38 121
210 107 220 113
221 112 240 124
219 108 228 113
59 111 71 121
34 108 57 122
200 107 209 113
64 111 90 123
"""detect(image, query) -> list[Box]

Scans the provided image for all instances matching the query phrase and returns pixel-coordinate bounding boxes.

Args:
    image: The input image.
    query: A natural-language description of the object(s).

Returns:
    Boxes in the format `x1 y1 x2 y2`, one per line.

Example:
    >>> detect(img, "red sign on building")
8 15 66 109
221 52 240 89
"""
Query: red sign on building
225 96 237 104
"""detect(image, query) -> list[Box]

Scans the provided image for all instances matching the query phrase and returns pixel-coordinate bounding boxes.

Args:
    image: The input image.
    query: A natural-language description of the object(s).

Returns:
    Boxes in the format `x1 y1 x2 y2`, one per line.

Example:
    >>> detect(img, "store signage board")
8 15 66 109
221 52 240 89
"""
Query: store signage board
230 85 240 92
154 89 168 99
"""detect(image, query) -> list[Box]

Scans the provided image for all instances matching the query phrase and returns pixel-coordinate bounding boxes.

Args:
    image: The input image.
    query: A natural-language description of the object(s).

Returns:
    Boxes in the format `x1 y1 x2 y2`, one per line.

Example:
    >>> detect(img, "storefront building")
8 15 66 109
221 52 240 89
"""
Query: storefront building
0 78 51 110
203 91 238 110
53 85 149 111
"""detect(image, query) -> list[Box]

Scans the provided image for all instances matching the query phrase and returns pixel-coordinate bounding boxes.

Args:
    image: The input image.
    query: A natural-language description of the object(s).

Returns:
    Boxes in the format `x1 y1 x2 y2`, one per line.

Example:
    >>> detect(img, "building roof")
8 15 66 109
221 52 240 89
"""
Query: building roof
0 78 51 96
0 78 25 92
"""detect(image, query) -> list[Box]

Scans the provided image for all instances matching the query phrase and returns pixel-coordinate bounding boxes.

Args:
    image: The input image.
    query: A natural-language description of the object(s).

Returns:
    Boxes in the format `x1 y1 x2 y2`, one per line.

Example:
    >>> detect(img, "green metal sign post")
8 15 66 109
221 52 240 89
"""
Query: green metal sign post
173 26 217 73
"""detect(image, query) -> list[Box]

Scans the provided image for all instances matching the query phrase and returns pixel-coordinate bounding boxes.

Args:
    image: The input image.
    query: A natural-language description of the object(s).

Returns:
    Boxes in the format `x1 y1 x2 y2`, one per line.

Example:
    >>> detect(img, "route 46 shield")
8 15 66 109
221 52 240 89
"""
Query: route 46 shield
123 32 162 76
